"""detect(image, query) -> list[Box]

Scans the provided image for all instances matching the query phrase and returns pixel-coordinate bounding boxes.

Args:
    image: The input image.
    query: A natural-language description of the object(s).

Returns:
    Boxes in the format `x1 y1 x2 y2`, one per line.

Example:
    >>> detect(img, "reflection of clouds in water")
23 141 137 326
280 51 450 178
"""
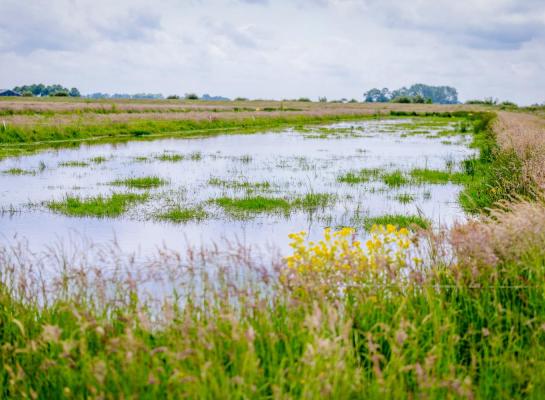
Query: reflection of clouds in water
0 119 475 256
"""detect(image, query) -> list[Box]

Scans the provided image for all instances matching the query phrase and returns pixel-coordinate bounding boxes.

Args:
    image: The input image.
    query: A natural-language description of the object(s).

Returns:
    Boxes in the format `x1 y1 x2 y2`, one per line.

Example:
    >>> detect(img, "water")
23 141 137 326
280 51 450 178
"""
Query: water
0 118 475 256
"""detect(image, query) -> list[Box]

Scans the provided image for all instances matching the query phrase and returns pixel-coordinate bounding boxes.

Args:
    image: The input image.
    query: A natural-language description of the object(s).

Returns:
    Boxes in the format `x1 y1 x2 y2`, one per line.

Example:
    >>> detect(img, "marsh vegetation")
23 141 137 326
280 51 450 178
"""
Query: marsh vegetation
1 98 543 398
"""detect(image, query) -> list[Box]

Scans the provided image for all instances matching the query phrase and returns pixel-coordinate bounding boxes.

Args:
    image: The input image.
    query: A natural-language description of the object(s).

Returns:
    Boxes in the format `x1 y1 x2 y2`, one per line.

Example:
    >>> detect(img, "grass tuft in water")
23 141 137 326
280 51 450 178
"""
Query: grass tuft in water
382 170 408 187
110 176 167 189
215 196 290 214
157 206 208 223
364 214 430 230
47 193 148 217
337 168 381 184
410 168 469 184
394 193 415 204
59 160 89 167
208 178 272 191
155 153 184 162
293 193 335 210
2 168 35 175
90 156 108 164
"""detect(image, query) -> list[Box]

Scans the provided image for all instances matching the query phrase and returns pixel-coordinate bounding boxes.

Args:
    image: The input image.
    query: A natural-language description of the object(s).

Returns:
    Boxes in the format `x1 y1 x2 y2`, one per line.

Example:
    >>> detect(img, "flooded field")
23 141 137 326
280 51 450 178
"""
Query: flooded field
0 117 476 255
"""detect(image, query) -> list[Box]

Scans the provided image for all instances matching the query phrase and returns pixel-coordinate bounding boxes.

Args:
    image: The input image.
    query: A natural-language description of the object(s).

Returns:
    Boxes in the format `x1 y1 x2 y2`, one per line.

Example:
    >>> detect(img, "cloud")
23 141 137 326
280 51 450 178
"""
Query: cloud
0 0 161 54
0 0 544 104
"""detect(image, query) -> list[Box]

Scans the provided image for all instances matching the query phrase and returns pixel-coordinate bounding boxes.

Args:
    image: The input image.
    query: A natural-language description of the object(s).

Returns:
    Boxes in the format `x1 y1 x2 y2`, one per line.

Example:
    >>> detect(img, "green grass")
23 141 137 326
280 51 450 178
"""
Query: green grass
47 193 148 217
457 112 537 213
293 193 335 210
58 160 89 167
189 151 202 161
394 193 415 204
214 196 291 214
214 193 334 216
89 156 107 164
3 223 545 398
110 176 167 189
364 214 430 230
382 170 408 187
208 178 272 191
157 206 208 223
409 168 469 184
337 168 381 184
155 153 184 162
2 168 35 175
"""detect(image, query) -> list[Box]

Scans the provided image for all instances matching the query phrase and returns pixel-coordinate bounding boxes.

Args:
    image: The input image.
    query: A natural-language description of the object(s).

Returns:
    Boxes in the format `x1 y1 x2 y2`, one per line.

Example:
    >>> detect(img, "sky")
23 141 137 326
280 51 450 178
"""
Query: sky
1 0 544 104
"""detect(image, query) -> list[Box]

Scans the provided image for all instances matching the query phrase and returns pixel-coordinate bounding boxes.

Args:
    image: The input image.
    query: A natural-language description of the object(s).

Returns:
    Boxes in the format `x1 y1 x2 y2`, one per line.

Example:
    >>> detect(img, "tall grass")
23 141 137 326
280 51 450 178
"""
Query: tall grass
2 220 545 398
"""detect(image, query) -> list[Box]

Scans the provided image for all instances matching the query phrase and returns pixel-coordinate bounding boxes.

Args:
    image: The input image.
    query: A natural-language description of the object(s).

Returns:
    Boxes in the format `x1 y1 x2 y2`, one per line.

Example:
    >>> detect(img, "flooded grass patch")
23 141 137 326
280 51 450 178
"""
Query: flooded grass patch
89 156 108 164
110 176 168 189
214 196 291 215
208 178 272 191
2 168 35 175
157 206 208 223
214 192 335 218
382 170 408 187
59 160 89 167
410 168 469 184
293 192 335 210
155 153 184 162
394 193 415 204
337 168 382 184
364 214 430 230
47 193 149 217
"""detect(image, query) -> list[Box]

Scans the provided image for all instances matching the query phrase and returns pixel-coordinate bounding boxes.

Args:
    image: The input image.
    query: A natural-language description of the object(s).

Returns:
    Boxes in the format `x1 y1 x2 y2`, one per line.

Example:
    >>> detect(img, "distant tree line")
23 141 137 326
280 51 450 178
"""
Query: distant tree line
12 84 80 97
364 84 459 104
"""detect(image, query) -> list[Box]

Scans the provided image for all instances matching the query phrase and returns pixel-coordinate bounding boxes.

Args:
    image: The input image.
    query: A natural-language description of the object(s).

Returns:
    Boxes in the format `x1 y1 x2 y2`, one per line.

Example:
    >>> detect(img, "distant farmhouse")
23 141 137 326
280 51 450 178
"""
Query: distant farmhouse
0 89 20 97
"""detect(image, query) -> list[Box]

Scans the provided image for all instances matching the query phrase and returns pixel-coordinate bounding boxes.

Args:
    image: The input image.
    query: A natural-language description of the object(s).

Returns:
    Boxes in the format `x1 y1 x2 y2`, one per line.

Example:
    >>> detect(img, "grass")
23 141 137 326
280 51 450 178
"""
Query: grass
337 168 381 184
155 153 184 162
157 206 208 223
58 160 89 167
293 193 335 210
3 107 545 397
214 196 291 214
47 193 148 217
90 156 107 164
382 170 408 187
4 216 545 398
208 178 272 191
110 176 167 189
394 193 415 204
2 168 35 175
409 168 469 184
214 193 335 216
364 214 430 230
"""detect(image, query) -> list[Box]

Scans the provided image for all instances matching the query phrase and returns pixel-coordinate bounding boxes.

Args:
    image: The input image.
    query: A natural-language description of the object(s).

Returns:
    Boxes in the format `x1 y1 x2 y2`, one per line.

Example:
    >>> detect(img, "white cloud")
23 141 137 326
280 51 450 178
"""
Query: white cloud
0 0 544 104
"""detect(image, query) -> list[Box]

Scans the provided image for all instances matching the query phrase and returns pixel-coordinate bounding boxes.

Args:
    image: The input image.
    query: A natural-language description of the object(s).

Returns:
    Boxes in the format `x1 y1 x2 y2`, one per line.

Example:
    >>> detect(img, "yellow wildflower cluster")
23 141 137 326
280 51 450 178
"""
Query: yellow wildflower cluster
285 225 411 280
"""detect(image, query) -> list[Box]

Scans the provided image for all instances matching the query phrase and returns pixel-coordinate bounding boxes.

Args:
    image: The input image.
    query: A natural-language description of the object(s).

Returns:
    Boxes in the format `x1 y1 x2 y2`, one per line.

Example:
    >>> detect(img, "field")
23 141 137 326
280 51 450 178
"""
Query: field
1 97 545 398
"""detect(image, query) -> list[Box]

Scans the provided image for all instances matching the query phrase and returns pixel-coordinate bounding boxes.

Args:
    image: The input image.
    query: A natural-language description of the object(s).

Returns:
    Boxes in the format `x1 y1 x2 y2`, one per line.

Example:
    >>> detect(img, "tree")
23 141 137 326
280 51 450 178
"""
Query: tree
364 84 458 104
69 88 81 97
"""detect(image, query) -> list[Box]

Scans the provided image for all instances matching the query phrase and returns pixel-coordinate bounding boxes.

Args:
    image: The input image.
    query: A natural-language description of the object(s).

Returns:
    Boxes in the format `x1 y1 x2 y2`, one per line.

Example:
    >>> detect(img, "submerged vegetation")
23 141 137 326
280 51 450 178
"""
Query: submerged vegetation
110 176 167 189
214 193 335 218
157 206 208 223
214 196 291 215
47 193 148 217
363 214 430 230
